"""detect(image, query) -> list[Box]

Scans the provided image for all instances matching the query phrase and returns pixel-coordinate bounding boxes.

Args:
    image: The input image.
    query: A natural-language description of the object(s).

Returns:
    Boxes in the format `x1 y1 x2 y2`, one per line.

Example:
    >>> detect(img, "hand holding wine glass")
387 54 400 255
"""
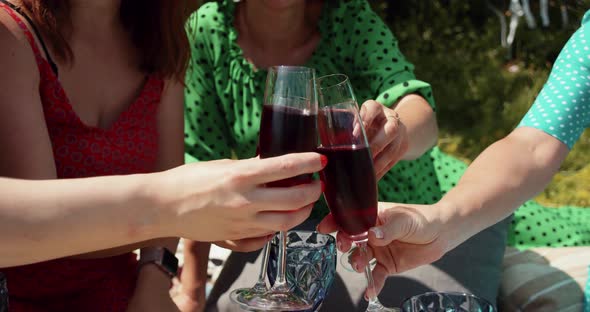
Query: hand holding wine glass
359 100 408 180
230 66 318 311
315 74 396 312
317 201 449 296
164 154 323 243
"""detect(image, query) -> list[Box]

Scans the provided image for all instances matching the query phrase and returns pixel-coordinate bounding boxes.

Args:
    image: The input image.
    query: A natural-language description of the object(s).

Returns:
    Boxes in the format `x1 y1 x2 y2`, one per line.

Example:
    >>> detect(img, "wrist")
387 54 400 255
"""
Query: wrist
179 283 207 301
141 170 179 238
137 262 174 290
435 195 481 251
108 173 166 242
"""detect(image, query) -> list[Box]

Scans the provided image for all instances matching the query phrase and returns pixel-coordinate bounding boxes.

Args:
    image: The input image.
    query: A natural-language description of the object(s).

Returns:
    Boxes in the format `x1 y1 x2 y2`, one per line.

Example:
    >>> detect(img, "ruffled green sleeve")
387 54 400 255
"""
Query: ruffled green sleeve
184 4 233 163
329 0 436 110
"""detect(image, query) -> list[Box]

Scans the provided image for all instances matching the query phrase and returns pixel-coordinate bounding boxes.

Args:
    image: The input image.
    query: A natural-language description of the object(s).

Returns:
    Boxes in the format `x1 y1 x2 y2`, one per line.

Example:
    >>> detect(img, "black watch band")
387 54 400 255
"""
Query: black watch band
137 247 179 279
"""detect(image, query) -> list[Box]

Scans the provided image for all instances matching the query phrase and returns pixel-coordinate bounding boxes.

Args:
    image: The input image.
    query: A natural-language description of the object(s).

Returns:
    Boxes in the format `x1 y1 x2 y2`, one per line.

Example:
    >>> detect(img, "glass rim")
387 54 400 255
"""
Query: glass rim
270 230 336 249
316 74 350 91
268 65 315 73
400 291 496 310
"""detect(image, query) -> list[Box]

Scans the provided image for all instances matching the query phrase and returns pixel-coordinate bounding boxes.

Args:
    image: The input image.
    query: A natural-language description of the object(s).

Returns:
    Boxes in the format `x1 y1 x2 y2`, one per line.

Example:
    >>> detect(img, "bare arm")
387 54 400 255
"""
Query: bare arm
318 127 569 293
438 127 568 249
176 240 210 311
0 152 325 268
0 15 56 180
0 174 162 267
395 94 438 160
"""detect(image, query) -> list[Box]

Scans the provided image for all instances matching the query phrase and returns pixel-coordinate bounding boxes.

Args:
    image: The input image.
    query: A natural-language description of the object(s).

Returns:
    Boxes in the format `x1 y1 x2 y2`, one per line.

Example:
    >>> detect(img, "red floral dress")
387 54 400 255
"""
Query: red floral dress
0 3 164 311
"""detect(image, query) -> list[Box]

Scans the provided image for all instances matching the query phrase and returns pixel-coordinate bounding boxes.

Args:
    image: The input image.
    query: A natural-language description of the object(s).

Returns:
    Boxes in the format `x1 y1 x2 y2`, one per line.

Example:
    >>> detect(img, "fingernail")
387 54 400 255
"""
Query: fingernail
370 227 384 239
364 293 369 301
320 155 328 167
353 262 360 272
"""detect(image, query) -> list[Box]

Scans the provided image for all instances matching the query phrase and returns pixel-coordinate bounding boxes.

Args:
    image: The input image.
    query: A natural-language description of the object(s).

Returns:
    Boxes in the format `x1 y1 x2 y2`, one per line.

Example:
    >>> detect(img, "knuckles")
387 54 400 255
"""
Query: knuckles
276 158 299 174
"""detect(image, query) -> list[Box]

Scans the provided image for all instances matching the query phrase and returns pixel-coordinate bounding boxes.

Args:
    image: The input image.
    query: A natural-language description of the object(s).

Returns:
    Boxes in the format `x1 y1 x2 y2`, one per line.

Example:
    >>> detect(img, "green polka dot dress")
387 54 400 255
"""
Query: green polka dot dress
185 0 590 250
184 0 469 220
509 11 590 249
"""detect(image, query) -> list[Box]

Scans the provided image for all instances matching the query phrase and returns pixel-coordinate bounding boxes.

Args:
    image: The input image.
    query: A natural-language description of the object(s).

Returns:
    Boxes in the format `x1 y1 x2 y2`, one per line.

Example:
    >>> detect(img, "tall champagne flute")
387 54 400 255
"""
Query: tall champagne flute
230 66 317 311
316 74 396 312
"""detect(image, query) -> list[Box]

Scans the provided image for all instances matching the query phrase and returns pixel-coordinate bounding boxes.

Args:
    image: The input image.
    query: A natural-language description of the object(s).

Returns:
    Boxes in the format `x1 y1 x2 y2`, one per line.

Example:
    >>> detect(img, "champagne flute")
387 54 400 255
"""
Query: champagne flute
316 74 397 312
230 66 317 311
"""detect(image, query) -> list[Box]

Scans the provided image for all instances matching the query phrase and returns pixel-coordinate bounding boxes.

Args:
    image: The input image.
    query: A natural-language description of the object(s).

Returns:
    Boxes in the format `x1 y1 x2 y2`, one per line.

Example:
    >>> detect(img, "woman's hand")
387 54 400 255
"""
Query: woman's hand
152 152 325 248
359 100 408 179
317 202 454 295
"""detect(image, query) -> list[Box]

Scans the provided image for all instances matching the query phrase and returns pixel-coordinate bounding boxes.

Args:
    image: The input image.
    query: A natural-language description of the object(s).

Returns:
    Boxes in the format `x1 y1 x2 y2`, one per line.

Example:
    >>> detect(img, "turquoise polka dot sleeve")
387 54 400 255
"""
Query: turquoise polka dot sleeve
518 10 590 149
337 0 436 110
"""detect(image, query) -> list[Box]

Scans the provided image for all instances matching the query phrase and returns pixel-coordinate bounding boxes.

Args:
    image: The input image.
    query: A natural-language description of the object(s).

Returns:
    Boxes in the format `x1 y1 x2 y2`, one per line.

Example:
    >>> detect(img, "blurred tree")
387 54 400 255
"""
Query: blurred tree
368 0 590 206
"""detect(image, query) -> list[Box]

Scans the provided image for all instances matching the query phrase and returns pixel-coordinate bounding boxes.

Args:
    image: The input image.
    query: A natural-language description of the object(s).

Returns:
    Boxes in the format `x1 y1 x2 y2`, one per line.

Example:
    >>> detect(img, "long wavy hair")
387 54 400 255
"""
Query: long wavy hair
20 0 198 81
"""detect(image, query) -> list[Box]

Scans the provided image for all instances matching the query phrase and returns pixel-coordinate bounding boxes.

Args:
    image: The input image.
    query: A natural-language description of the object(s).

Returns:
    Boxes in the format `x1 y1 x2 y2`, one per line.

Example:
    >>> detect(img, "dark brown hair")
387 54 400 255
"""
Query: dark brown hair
20 0 197 82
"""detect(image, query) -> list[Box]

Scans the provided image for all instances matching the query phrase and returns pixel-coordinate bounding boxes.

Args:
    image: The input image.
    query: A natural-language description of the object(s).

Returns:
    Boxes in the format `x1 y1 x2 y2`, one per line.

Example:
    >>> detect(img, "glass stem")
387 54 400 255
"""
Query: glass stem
253 241 270 292
356 241 388 311
271 231 289 291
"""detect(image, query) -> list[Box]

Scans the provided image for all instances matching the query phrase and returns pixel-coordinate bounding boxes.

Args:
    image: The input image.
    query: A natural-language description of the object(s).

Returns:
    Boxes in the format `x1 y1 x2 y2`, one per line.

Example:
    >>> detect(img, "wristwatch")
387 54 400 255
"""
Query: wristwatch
137 247 179 279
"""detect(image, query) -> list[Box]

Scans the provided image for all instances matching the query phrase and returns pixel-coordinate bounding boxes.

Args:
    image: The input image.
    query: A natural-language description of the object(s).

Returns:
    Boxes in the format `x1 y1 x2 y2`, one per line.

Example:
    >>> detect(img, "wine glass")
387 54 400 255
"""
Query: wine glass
316 74 397 312
230 66 317 311
228 242 271 306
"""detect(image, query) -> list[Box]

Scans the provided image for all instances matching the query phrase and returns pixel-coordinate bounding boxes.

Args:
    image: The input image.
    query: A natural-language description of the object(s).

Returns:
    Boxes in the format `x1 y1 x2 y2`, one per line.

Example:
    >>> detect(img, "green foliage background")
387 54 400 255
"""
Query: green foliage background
369 1 590 207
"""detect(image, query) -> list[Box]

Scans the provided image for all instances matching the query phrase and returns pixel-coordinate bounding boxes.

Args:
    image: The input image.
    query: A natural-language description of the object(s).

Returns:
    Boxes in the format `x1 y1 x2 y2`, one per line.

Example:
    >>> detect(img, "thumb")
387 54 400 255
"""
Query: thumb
368 212 414 247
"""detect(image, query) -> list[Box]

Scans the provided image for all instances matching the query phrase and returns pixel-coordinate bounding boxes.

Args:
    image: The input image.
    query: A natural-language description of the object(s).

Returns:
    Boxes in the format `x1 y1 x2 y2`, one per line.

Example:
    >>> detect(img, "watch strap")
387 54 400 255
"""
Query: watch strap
137 247 179 279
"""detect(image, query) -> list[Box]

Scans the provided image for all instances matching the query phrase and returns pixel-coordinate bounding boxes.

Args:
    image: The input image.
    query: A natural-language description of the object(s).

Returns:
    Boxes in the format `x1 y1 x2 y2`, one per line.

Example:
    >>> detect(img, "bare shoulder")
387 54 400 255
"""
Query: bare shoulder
0 10 40 85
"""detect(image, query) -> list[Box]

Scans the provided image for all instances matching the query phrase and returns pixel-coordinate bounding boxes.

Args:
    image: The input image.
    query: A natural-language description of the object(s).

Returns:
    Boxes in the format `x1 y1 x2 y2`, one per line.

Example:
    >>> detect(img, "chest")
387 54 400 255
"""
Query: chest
37 62 162 178
57 39 145 130
237 33 321 69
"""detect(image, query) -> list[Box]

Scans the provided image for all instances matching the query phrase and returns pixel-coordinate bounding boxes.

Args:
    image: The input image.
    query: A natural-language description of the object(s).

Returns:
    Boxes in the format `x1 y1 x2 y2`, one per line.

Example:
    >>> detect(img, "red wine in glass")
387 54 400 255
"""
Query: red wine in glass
316 74 395 312
317 145 377 238
258 104 317 187
230 66 317 311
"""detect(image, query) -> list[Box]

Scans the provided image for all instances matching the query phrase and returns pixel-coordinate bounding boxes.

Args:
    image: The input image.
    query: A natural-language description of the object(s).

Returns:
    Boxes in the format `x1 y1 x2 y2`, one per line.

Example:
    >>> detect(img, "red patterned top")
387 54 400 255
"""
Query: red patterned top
1 3 164 311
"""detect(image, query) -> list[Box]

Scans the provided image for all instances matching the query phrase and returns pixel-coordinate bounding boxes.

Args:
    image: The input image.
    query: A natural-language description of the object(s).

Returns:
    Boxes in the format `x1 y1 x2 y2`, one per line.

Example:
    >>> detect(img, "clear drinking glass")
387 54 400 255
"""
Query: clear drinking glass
267 231 337 312
230 66 318 311
316 74 396 312
400 292 496 312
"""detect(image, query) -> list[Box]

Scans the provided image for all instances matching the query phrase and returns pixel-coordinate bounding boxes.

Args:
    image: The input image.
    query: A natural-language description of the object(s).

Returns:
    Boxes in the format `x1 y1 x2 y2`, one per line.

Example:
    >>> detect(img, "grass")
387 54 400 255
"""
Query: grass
374 1 590 207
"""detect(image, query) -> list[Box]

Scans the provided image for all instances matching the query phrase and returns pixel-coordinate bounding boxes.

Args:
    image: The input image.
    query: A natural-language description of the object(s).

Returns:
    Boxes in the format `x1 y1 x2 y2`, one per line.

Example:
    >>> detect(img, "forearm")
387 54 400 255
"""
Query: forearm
181 240 211 296
0 174 170 267
438 128 568 248
395 94 438 160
